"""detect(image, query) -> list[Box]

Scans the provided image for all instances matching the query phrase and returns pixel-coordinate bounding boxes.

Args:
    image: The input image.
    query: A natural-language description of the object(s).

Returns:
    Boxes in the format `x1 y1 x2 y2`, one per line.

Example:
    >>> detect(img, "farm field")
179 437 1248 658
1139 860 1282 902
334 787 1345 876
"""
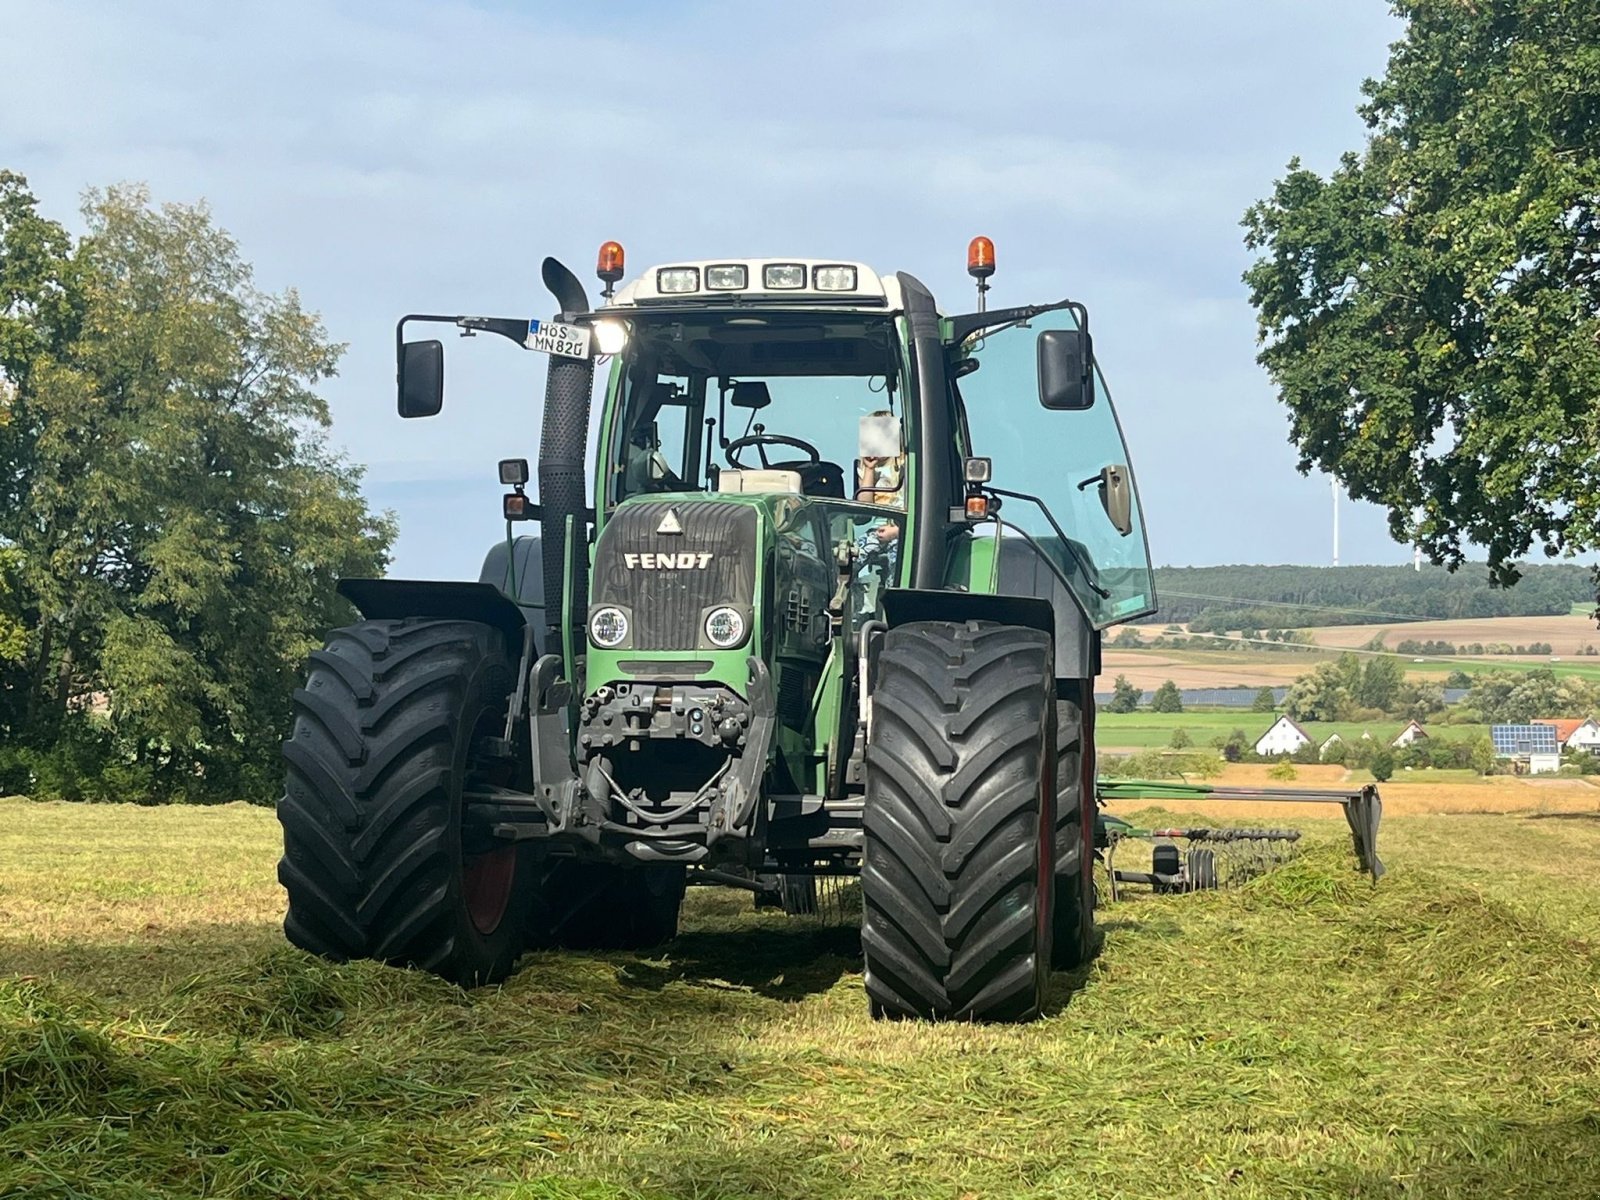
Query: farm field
1303 612 1600 656
1095 710 1493 754
1104 634 1600 692
4 797 1600 1199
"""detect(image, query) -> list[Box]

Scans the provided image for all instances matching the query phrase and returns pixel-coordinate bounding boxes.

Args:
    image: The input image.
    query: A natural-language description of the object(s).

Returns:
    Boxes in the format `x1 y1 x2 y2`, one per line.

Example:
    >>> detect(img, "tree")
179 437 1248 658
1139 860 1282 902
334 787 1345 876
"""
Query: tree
1168 727 1192 750
1469 735 1498 776
1466 668 1599 725
0 175 394 801
1243 1 1600 602
1356 655 1405 713
1284 662 1352 723
1368 747 1396 783
1149 680 1183 713
1251 685 1277 712
1106 674 1141 714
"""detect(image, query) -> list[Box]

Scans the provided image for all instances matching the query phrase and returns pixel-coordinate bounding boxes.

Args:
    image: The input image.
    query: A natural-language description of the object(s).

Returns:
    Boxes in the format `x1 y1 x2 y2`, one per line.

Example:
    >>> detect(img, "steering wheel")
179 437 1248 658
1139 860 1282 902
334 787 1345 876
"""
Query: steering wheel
725 432 821 470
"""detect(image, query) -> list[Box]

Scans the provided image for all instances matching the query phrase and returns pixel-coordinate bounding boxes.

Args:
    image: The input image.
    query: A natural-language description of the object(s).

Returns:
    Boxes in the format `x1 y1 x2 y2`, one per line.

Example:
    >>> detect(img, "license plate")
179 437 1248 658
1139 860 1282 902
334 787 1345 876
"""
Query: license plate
525 320 591 359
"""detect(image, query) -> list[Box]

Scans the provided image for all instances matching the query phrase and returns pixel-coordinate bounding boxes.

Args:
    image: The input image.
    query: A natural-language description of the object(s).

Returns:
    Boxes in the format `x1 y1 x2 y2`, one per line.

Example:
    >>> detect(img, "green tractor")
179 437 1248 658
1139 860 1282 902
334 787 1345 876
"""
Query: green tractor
278 240 1157 1022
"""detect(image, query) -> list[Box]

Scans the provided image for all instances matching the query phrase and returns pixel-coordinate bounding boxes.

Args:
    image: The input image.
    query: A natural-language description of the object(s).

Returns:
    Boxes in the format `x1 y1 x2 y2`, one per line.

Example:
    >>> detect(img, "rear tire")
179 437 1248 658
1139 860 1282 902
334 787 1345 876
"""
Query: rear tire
524 860 685 950
1051 693 1095 969
861 620 1055 1022
278 619 531 987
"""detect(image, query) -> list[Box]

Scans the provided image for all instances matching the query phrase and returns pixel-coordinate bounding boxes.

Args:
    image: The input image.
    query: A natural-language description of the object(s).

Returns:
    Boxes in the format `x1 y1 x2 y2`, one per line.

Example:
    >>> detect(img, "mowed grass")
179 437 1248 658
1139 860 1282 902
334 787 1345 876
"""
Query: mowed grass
4 798 1600 1199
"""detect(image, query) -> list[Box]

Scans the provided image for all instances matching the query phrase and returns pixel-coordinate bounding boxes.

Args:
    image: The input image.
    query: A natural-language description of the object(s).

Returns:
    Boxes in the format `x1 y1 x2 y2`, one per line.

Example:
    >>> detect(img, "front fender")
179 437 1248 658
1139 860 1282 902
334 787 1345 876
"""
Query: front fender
337 578 527 645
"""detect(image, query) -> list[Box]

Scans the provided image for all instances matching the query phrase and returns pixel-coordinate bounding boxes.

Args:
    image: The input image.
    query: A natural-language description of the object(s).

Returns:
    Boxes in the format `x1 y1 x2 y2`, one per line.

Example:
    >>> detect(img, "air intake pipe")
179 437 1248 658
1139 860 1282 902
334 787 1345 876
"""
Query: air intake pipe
537 257 593 652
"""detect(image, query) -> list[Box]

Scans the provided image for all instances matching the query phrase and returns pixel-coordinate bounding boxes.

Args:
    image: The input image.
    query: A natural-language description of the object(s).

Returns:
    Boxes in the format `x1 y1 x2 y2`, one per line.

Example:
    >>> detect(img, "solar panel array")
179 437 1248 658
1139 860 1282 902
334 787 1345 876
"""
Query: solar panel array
1490 724 1559 756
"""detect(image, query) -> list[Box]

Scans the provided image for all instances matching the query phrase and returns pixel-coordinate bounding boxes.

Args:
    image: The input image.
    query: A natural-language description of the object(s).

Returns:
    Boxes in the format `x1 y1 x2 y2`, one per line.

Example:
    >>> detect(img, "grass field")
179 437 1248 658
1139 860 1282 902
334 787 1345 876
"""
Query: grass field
4 797 1600 1198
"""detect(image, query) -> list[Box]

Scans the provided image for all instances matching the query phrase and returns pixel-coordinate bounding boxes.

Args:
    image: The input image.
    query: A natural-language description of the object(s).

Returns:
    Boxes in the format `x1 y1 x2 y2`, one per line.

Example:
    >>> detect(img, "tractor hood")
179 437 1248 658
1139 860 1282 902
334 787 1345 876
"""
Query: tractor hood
585 492 780 694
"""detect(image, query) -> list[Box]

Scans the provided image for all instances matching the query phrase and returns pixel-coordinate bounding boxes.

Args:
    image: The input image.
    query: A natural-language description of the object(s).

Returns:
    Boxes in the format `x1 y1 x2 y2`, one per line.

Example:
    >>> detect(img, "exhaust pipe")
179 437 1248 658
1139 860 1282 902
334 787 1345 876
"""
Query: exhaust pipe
537 257 593 651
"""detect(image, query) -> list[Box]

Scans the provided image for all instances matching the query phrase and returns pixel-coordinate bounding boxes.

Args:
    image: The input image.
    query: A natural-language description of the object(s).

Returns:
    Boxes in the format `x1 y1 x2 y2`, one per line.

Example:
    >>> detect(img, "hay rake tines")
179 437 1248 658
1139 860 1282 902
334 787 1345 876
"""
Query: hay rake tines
1101 824 1304 901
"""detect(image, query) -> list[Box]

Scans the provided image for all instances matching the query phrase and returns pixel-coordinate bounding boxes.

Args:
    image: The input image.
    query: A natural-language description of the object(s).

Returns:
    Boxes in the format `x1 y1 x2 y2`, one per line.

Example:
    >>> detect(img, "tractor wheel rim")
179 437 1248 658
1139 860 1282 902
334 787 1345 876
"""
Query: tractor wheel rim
463 845 517 935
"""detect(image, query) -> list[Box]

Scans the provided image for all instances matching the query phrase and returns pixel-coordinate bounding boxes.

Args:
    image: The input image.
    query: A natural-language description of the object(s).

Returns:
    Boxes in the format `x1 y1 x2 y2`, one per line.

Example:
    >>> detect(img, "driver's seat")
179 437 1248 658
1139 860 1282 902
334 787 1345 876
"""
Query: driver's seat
784 460 845 498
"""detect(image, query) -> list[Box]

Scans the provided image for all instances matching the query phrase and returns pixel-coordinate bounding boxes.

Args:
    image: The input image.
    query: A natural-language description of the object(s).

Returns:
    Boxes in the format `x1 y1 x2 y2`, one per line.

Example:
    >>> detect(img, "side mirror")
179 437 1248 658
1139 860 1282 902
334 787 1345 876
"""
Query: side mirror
1037 328 1094 410
398 339 444 418
1099 464 1133 536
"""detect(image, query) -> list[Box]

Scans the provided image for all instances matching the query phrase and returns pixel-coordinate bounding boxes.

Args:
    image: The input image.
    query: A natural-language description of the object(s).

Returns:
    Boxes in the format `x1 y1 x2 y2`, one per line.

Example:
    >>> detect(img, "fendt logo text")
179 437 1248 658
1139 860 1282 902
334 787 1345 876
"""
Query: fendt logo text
623 552 715 570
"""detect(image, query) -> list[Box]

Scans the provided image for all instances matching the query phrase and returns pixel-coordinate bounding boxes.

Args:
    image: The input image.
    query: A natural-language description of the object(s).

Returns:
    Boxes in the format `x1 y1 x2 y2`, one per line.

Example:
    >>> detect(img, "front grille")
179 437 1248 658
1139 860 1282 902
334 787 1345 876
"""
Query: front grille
592 501 758 651
616 659 715 678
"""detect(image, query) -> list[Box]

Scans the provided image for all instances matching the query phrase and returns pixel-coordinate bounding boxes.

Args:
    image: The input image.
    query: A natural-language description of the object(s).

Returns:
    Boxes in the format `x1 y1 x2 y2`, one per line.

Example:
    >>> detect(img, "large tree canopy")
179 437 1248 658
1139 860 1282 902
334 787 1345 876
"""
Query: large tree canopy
1243 0 1600 590
0 173 394 801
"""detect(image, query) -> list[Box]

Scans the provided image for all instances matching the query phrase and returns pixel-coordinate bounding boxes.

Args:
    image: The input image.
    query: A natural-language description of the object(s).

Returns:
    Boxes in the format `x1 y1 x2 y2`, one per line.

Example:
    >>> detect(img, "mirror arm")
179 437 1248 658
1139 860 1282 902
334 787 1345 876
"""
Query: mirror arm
947 299 1089 345
985 485 1112 600
398 313 532 351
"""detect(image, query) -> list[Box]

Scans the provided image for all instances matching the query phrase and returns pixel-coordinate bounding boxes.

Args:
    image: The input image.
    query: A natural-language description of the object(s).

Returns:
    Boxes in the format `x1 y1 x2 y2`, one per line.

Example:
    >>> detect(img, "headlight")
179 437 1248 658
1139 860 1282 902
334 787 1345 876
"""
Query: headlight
592 319 628 355
590 607 629 648
704 607 746 648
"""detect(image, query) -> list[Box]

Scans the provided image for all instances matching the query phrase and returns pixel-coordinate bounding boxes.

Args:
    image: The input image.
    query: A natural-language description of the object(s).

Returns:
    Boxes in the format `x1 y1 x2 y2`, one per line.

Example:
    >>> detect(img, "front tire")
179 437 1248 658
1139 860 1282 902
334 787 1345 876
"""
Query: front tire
278 618 531 987
861 620 1055 1022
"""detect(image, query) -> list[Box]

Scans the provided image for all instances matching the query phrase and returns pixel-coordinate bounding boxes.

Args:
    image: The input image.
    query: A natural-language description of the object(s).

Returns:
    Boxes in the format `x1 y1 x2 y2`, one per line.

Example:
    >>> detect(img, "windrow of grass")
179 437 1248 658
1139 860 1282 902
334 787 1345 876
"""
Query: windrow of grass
3 803 1600 1198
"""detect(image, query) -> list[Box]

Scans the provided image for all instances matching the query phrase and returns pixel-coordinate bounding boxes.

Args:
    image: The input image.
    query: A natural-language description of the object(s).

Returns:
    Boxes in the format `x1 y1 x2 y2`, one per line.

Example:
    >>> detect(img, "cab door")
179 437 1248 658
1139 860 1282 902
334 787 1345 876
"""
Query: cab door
949 302 1156 629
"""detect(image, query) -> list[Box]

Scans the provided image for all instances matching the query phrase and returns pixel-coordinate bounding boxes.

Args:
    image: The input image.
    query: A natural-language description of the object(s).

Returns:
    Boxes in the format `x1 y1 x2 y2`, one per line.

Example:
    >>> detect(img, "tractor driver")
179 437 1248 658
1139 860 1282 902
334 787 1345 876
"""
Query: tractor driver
853 411 904 613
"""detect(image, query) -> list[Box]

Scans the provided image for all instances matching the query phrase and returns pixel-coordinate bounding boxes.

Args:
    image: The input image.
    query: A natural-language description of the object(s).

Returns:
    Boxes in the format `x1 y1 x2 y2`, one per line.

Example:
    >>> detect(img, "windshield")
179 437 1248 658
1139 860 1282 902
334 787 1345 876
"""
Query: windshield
600 313 905 507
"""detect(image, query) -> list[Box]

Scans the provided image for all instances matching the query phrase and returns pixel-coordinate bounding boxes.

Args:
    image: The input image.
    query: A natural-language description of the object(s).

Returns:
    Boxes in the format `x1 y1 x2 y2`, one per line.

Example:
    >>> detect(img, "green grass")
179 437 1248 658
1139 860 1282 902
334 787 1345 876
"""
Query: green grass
1096 709 1490 753
4 798 1600 1198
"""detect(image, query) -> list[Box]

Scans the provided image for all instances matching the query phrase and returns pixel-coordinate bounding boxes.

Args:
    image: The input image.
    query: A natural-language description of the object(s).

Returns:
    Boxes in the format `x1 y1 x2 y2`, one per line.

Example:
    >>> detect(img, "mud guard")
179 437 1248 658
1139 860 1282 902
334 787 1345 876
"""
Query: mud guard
338 579 526 643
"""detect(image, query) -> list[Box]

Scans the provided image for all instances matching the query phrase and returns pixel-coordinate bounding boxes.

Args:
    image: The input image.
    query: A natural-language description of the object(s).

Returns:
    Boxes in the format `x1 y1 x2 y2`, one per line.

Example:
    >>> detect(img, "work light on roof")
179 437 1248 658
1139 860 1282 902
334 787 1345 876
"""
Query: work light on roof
705 264 748 290
656 266 700 294
812 265 857 291
762 263 806 290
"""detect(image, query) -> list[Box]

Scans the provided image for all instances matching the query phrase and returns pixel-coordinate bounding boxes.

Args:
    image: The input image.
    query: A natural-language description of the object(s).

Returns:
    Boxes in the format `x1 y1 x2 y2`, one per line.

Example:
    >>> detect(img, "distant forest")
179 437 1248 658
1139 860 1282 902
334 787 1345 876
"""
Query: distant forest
1146 564 1597 630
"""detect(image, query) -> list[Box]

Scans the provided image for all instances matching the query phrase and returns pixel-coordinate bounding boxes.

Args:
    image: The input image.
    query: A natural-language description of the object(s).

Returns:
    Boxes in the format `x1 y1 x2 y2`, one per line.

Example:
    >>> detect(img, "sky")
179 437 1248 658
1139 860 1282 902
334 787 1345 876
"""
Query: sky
1 0 1414 579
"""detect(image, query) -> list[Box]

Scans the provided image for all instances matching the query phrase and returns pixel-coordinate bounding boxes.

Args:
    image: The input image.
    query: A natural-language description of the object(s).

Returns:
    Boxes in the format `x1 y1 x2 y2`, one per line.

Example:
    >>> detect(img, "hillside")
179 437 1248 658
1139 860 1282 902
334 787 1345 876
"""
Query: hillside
1148 563 1595 630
